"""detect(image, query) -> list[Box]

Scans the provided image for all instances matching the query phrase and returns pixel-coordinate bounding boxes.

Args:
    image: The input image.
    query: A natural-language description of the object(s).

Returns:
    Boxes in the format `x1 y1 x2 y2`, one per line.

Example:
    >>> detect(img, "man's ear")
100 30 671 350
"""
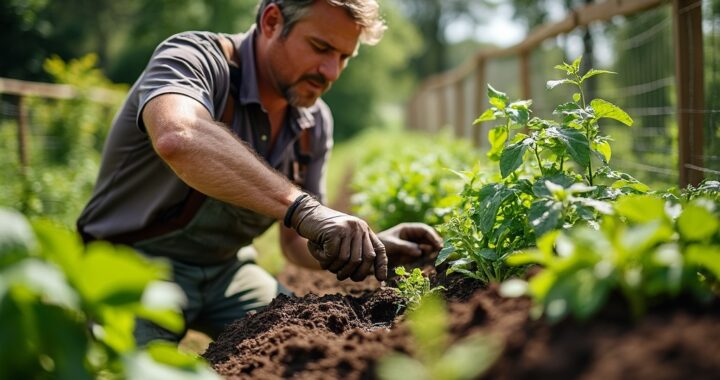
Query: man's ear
259 3 284 37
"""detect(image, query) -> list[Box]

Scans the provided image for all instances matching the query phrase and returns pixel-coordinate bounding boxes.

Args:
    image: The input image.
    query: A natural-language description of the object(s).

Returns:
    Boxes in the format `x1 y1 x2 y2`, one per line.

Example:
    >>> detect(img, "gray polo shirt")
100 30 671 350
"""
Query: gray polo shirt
78 28 333 242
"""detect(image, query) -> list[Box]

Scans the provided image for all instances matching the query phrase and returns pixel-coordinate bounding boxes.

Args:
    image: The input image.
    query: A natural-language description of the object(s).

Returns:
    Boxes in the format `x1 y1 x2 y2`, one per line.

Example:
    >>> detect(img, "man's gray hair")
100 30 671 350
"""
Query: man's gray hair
255 0 386 45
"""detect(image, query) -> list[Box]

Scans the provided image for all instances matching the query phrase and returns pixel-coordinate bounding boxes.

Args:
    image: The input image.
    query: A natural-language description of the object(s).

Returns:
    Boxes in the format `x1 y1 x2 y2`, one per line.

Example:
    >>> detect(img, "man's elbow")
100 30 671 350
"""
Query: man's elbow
153 127 193 162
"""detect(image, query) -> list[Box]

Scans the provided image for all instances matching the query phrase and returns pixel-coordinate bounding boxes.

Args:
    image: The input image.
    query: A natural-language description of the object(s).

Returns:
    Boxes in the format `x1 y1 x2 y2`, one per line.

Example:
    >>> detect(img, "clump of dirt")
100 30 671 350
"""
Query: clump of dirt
207 264 720 380
204 287 410 380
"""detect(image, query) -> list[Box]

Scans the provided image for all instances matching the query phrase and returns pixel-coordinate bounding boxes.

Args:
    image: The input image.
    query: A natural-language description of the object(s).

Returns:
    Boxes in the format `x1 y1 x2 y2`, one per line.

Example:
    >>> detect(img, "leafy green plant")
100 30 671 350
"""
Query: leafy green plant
394 266 444 310
377 294 501 380
351 133 477 231
438 56 646 283
0 208 219 379
504 194 720 322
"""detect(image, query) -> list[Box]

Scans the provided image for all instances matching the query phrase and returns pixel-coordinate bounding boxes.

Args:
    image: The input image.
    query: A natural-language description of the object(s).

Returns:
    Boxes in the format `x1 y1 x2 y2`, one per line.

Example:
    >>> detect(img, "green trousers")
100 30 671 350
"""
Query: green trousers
134 247 291 346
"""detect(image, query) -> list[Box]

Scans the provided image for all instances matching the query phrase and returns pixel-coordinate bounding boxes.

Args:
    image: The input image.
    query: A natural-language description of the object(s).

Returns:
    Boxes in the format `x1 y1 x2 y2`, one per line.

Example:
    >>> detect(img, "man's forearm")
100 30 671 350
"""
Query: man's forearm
145 94 303 220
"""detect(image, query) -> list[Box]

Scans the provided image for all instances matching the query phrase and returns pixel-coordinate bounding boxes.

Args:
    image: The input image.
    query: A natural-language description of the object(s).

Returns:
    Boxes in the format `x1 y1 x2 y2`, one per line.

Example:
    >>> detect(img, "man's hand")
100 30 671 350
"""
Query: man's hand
377 223 443 268
285 195 388 282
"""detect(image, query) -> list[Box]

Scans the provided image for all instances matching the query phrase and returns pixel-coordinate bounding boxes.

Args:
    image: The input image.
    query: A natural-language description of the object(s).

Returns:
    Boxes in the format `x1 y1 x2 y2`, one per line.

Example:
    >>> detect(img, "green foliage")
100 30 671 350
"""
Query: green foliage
0 208 219 379
505 193 720 322
439 56 644 284
377 294 501 380
351 132 477 231
0 55 125 227
393 267 444 310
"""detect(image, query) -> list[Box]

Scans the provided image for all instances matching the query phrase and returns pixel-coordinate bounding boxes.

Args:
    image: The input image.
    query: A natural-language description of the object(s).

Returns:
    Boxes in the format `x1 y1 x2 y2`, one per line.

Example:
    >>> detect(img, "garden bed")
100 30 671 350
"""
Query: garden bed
203 265 720 379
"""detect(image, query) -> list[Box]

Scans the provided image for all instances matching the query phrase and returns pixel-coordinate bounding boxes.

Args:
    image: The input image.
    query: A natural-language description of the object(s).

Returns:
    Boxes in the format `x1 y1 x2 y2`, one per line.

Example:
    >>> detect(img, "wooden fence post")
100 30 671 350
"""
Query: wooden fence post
17 96 29 172
455 78 466 139
473 58 486 147
673 0 705 187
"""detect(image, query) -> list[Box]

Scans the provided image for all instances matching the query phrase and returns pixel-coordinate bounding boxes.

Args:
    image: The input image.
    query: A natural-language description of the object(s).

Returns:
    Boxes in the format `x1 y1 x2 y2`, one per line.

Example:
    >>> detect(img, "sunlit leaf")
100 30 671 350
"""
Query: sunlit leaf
677 204 719 241
590 99 633 126
473 109 496 124
581 69 616 82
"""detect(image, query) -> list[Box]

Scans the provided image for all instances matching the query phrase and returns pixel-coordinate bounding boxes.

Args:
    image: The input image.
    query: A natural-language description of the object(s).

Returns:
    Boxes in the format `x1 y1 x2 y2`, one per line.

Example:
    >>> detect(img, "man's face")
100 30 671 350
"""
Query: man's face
265 1 361 107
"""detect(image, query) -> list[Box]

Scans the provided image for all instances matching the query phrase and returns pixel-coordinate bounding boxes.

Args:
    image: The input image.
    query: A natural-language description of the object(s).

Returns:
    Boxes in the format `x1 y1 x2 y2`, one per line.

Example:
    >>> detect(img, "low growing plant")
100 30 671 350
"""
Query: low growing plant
393 266 444 311
377 294 501 380
438 56 646 283
503 193 720 322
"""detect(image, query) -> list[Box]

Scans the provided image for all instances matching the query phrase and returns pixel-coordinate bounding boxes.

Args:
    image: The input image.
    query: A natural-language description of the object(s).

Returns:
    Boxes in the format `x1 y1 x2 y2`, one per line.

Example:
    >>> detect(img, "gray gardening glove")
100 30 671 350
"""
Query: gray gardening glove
285 194 388 282
377 223 444 269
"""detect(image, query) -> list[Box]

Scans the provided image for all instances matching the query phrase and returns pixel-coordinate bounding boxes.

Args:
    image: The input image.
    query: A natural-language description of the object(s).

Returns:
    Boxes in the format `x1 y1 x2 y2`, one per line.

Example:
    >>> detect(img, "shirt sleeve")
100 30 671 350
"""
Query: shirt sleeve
302 101 334 205
135 32 229 132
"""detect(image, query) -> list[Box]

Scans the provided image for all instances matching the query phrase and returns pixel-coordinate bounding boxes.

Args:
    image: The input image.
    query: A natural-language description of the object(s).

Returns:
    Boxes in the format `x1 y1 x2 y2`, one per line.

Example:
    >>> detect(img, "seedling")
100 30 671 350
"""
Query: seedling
394 266 445 311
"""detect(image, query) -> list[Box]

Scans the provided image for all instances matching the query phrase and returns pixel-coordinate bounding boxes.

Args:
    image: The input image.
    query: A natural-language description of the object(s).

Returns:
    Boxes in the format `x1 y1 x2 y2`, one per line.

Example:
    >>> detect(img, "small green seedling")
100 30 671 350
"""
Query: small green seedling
394 266 444 311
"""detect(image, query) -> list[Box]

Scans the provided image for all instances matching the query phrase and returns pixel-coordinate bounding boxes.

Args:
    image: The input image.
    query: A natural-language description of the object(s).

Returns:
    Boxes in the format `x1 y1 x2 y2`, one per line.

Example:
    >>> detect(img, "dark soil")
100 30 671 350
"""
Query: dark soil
204 263 720 379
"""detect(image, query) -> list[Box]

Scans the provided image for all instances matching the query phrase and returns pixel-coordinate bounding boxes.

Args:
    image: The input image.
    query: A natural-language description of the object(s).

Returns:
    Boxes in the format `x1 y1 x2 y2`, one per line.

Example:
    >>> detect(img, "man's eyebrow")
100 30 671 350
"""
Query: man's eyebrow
309 36 357 58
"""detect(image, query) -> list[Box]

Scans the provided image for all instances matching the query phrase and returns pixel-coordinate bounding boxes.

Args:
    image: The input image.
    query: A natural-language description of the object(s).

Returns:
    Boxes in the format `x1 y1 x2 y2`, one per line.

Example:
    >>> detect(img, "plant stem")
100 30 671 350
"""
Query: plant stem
586 121 594 186
534 146 545 176
560 156 565 172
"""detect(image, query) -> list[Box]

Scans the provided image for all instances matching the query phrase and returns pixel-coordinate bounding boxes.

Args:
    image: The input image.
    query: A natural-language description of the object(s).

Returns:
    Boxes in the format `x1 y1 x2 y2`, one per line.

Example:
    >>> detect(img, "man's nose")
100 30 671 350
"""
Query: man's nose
318 56 342 83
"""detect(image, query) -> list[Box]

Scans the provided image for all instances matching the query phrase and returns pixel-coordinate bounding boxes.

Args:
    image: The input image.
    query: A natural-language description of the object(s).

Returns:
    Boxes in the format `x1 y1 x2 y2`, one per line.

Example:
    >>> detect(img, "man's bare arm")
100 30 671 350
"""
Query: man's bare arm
143 93 303 219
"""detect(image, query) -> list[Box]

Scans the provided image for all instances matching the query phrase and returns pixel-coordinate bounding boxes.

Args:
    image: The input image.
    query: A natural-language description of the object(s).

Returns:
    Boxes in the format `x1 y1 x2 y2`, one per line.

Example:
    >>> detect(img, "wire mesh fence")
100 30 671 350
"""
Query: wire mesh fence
407 0 718 189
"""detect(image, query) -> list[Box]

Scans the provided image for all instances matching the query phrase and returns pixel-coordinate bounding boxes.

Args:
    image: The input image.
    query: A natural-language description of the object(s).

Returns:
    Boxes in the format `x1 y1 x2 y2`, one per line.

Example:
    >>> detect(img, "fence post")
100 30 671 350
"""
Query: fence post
672 0 705 188
455 78 466 139
473 58 486 147
520 50 532 101
17 95 29 172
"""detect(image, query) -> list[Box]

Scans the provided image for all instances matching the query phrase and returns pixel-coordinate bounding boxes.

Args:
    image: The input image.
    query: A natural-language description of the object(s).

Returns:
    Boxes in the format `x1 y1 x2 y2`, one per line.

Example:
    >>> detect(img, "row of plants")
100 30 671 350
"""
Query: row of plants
350 132 480 231
365 57 719 325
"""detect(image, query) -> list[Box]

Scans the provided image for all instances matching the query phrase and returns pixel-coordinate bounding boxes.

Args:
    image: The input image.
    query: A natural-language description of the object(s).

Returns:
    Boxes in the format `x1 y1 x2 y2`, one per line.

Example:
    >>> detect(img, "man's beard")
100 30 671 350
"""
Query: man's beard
283 73 330 108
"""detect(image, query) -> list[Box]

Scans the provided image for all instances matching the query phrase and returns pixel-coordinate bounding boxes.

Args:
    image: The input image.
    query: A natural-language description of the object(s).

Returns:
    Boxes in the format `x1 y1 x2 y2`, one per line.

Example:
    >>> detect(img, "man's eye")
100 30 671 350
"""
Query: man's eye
312 44 329 53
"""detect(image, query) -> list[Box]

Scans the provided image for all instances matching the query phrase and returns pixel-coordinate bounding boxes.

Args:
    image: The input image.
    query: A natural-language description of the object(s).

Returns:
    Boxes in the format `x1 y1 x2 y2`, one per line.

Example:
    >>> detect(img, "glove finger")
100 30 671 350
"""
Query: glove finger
327 231 352 273
307 240 329 269
390 238 422 257
321 236 342 270
370 232 388 281
402 223 444 250
350 231 376 282
337 232 363 281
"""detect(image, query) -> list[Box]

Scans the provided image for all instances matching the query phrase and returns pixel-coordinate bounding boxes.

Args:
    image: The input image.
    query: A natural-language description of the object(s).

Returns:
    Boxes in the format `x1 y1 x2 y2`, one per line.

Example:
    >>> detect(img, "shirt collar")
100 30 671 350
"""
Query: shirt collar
235 26 316 131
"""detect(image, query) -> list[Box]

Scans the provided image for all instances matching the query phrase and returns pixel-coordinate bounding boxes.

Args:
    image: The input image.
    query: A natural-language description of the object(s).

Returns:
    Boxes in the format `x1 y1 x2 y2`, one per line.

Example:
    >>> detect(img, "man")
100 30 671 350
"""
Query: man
77 0 443 345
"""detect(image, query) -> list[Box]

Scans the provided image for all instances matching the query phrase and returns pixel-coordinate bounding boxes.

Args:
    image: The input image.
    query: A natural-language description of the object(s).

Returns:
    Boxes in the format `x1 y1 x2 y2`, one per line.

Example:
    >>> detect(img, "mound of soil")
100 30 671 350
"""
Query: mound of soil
205 265 720 379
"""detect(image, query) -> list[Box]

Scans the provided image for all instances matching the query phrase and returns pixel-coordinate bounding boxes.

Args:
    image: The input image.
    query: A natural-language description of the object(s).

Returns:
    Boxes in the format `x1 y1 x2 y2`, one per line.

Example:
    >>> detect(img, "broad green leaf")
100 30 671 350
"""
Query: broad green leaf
95 307 136 353
476 184 516 234
407 294 448 360
529 200 563 238
146 342 207 370
571 56 582 72
553 102 582 115
506 251 545 266
580 69 616 82
4 259 80 310
0 208 36 268
593 140 612 163
507 107 530 127
620 221 674 254
33 303 93 380
573 93 582 102
611 180 650 193
487 127 508 160
686 245 720 280
473 109 496 124
614 195 667 223
499 279 529 298
475 248 499 262
554 63 574 73
487 84 508 110
435 334 501 380
500 139 530 178
124 348 222 380
377 354 430 380
590 99 633 126
32 220 83 277
509 100 532 109
435 246 456 265
546 79 576 89
75 242 169 307
532 174 575 197
677 204 719 241
546 127 590 168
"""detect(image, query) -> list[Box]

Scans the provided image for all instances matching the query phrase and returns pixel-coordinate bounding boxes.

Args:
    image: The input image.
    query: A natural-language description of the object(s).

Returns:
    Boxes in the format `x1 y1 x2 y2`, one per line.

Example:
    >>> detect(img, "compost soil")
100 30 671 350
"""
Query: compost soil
204 263 720 379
